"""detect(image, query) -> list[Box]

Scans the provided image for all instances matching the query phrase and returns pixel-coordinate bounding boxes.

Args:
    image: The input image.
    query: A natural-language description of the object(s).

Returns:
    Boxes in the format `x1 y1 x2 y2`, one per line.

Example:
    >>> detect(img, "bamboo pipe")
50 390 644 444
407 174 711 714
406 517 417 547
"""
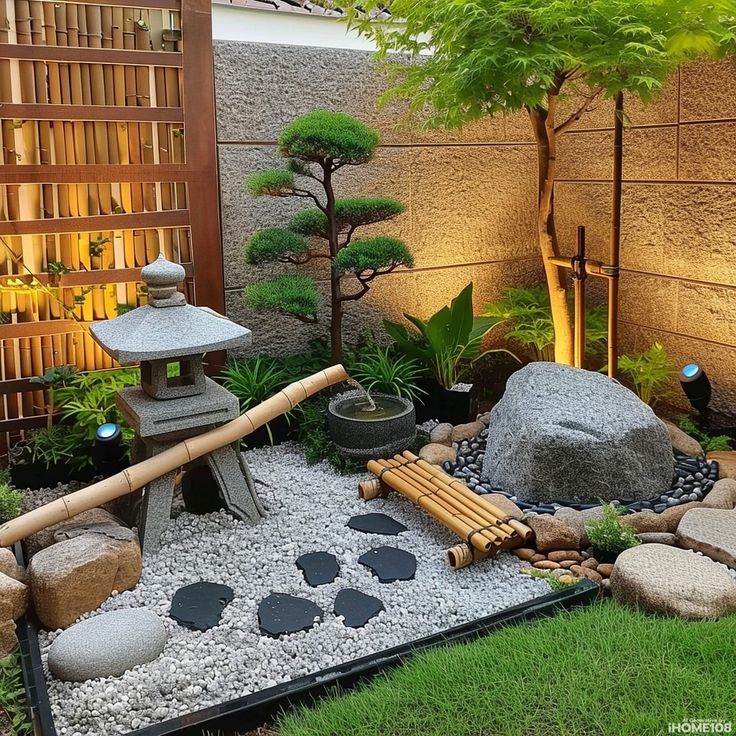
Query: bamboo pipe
446 543 491 571
358 477 388 500
365 459 493 553
0 365 350 547
381 459 507 544
401 452 532 541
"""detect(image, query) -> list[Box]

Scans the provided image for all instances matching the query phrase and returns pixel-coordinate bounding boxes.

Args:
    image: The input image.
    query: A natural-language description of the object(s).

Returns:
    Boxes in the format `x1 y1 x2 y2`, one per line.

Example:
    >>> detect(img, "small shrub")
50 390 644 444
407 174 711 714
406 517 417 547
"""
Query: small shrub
615 342 675 406
0 481 22 524
678 415 733 452
586 503 639 561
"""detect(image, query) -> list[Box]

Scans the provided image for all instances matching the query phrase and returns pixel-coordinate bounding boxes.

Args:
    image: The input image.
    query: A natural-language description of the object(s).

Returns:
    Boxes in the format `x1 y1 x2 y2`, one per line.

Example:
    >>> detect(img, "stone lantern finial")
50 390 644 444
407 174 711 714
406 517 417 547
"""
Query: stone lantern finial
141 255 186 308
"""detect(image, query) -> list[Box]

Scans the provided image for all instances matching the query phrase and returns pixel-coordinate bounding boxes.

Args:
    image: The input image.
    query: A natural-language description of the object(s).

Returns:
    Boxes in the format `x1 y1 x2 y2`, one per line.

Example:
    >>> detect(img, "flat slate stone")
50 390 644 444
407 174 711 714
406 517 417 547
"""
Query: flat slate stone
48 609 166 682
348 513 408 536
358 546 416 583
296 552 339 587
334 588 384 628
170 582 234 631
676 508 736 568
258 593 323 637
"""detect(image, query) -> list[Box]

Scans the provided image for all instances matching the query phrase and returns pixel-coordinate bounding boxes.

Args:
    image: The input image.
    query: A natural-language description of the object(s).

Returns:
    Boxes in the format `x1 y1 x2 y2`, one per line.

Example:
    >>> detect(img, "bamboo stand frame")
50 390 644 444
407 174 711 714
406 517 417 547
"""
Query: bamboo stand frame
0 364 349 547
360 451 532 570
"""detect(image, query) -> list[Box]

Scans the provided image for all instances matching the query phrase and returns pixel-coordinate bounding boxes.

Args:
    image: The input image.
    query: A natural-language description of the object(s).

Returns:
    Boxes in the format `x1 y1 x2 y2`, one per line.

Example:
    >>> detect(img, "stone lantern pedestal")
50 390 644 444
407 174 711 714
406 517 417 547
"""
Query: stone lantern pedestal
90 255 265 554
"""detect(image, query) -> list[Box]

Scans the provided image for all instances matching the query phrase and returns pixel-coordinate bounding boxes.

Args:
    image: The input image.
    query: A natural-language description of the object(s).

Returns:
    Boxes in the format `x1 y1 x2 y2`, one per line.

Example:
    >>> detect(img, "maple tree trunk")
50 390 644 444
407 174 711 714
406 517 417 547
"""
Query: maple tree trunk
529 104 574 365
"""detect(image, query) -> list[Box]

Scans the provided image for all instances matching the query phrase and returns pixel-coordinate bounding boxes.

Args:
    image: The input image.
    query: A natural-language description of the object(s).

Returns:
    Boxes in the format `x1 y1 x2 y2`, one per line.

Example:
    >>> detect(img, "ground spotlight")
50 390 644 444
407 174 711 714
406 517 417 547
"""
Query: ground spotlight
679 363 711 413
93 422 125 475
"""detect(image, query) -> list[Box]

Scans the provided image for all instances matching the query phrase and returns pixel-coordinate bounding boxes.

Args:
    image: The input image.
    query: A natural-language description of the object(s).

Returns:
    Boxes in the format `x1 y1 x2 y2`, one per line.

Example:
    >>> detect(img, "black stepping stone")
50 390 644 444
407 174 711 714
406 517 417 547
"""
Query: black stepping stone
348 513 407 536
358 546 416 583
334 588 384 628
296 552 339 587
258 593 323 637
170 582 234 631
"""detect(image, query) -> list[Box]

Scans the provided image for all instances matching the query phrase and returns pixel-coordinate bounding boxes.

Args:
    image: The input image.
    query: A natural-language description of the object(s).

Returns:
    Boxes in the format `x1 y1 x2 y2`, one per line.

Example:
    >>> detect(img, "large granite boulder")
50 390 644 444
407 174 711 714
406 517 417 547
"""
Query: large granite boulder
610 544 736 619
481 363 673 503
48 609 166 681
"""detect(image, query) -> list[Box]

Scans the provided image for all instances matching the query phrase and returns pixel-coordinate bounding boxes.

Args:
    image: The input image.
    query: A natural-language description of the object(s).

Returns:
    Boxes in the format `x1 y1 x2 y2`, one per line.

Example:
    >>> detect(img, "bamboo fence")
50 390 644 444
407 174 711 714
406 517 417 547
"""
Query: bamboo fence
0 0 222 450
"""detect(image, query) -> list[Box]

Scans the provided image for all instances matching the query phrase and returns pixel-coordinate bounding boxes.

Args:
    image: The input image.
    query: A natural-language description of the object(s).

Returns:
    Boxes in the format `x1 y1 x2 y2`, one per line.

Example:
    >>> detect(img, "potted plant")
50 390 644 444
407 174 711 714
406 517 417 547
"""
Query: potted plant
384 283 517 424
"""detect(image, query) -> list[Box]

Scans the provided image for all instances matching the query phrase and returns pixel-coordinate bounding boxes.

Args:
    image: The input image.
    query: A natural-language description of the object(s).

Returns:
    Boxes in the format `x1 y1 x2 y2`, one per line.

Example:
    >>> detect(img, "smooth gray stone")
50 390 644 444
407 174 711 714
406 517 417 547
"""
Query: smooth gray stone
480 363 673 503
48 609 166 682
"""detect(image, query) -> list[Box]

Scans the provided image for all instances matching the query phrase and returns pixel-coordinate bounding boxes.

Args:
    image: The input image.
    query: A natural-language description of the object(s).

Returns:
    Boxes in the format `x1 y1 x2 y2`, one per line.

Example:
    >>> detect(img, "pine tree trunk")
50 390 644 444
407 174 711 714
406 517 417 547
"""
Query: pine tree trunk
323 165 344 365
528 104 574 366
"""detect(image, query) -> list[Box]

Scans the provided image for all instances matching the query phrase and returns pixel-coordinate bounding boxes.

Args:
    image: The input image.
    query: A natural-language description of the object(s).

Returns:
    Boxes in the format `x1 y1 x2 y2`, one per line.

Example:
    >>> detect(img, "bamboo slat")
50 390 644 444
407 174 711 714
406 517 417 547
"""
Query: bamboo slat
0 0 218 451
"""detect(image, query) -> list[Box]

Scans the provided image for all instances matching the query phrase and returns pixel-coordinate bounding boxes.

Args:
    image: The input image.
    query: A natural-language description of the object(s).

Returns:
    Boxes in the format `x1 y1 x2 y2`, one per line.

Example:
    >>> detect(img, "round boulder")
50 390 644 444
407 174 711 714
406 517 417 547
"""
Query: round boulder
481 363 673 502
610 544 736 619
48 608 166 681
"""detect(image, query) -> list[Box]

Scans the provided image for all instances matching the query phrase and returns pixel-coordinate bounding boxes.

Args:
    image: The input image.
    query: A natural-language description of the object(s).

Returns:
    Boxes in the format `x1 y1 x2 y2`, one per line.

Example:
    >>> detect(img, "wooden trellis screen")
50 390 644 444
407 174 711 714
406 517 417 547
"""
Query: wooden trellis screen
0 0 223 448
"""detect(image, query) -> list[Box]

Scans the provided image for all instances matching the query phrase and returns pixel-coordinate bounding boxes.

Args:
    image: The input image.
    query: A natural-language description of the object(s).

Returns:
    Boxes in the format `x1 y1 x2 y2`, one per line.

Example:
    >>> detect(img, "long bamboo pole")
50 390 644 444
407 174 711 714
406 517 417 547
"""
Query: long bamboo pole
608 91 624 380
0 365 349 547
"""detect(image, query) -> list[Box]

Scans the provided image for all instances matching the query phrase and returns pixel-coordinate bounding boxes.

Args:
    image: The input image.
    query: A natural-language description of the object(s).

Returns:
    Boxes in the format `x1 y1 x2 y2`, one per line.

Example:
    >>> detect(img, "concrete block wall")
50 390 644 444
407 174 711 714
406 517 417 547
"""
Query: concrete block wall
215 40 736 410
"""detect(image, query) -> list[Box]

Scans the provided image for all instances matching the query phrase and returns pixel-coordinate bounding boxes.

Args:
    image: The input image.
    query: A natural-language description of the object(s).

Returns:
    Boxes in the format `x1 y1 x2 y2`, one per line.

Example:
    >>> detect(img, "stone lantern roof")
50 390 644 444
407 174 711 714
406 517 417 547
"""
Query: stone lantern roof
90 255 251 364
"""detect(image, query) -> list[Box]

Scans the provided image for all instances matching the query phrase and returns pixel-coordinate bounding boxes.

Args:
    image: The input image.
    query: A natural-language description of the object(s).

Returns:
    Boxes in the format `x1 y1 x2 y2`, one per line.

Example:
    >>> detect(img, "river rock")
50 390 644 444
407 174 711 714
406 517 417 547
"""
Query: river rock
47 609 167 681
429 423 453 446
610 544 736 618
676 508 736 568
0 572 28 621
554 506 606 547
29 533 141 630
661 420 704 457
703 479 736 510
619 511 668 534
706 451 736 479
480 363 673 502
636 532 677 545
659 501 702 532
0 548 23 582
527 514 581 552
419 443 456 466
451 421 485 442
26 508 130 557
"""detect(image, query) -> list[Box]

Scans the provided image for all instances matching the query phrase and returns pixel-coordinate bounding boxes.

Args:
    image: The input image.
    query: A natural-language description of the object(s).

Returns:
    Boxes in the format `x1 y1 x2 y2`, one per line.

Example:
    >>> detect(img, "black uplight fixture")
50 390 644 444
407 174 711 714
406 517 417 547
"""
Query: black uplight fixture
93 422 125 476
680 363 711 413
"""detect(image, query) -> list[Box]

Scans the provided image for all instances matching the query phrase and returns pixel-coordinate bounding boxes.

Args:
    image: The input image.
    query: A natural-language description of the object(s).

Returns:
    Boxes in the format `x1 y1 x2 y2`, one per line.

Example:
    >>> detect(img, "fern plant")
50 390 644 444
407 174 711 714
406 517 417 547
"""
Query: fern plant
678 415 733 452
484 285 608 361
615 342 675 406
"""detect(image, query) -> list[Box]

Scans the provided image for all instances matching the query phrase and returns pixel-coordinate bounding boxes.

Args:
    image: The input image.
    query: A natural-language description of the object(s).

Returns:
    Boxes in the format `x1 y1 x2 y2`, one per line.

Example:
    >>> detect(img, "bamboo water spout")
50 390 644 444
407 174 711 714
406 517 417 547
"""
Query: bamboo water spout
0 365 349 548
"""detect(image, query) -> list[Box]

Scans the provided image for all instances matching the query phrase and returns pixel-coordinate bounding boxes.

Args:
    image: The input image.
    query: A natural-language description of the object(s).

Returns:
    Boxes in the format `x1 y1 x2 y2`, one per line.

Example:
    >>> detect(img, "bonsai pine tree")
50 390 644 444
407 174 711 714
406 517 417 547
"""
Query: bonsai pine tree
244 111 413 365
343 0 736 364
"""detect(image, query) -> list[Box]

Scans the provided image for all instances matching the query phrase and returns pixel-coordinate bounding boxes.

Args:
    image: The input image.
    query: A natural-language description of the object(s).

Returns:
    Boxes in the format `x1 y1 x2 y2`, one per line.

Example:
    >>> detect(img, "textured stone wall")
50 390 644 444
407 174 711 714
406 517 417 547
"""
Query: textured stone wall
215 41 736 410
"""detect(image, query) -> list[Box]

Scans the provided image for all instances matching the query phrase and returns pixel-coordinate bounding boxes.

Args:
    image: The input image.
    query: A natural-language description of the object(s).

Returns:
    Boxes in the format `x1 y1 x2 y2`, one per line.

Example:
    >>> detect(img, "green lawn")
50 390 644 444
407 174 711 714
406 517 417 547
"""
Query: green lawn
278 601 736 736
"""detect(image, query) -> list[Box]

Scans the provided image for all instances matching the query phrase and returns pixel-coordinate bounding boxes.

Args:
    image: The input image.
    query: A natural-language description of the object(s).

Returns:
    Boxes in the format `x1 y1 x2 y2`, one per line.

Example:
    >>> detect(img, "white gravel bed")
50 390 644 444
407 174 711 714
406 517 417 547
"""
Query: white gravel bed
34 442 550 736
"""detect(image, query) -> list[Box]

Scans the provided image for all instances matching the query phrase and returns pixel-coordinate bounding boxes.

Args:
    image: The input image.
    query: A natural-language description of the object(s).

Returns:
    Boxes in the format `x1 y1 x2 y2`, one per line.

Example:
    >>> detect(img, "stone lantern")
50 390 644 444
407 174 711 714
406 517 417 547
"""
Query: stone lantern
90 255 265 553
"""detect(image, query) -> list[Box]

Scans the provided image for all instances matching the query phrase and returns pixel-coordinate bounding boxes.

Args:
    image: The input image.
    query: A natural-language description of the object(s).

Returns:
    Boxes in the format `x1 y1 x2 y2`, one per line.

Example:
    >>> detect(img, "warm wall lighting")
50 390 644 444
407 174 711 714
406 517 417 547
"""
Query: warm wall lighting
680 363 711 412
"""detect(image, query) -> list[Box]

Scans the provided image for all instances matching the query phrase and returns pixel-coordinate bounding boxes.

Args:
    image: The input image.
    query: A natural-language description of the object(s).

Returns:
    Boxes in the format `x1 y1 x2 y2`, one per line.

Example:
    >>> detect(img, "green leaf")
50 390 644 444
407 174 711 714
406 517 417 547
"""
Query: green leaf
245 228 309 264
246 169 295 196
246 274 320 319
333 236 413 274
278 111 379 165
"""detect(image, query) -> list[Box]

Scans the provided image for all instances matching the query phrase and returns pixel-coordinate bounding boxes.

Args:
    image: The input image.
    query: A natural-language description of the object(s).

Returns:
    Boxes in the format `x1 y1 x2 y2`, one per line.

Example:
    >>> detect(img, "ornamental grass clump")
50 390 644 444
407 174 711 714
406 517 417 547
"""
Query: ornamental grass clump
586 503 639 563
244 111 414 364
